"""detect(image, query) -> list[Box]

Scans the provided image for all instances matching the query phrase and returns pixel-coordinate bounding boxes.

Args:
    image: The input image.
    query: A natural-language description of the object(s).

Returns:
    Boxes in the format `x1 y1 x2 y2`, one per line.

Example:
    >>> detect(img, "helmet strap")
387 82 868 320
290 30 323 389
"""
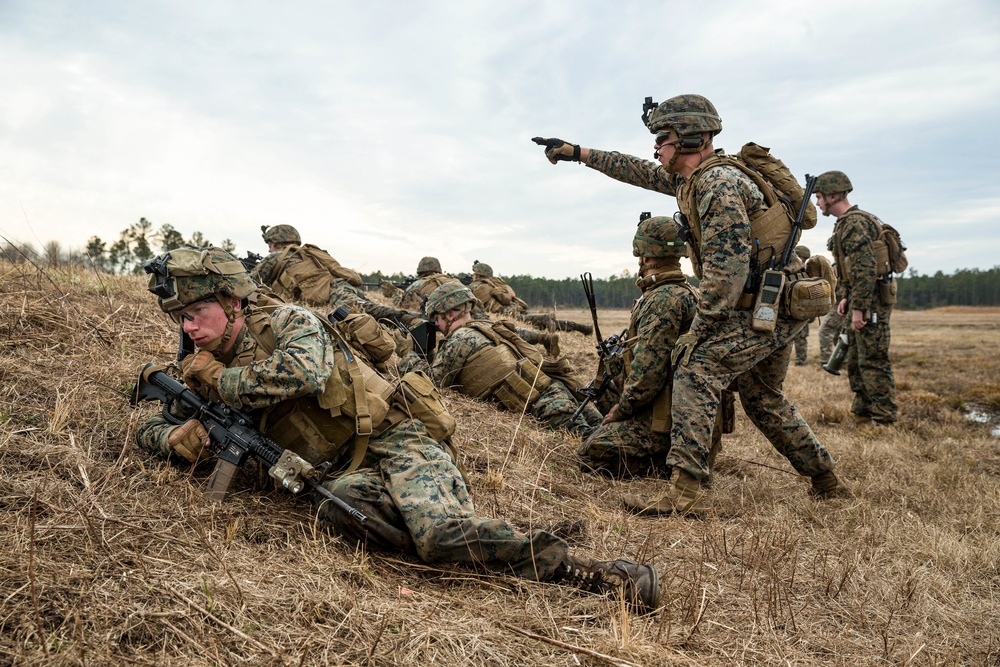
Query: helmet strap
201 293 241 354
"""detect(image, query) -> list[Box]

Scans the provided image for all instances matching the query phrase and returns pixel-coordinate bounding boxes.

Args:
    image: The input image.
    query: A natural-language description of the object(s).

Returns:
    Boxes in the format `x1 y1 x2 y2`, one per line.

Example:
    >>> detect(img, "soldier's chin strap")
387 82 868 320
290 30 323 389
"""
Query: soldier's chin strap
200 292 242 354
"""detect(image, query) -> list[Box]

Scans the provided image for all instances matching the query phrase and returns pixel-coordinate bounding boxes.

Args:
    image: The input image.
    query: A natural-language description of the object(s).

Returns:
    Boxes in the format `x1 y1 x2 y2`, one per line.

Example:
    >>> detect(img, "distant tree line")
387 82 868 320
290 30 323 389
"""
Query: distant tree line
1 218 235 274
4 231 998 310
363 267 1000 310
895 267 1000 308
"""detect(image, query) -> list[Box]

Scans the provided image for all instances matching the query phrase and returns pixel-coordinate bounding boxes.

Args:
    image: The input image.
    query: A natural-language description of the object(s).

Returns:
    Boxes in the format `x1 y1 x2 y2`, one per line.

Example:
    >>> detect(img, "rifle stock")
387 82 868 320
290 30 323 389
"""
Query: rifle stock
131 363 366 523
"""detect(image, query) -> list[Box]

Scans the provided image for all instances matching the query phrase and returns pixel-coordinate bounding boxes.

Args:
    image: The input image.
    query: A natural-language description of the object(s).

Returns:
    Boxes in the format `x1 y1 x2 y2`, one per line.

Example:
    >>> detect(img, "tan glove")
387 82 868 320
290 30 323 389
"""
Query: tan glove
180 350 225 392
393 329 414 357
671 331 699 368
167 419 210 462
531 137 581 164
380 281 399 298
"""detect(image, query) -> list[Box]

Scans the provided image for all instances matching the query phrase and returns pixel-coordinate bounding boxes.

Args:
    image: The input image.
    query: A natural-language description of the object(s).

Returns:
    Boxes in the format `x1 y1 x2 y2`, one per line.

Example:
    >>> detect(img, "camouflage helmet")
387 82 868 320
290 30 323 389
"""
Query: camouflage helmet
814 171 853 195
633 215 690 258
472 260 494 278
261 224 301 245
794 245 811 260
645 94 722 137
425 282 475 317
144 247 257 314
416 256 442 275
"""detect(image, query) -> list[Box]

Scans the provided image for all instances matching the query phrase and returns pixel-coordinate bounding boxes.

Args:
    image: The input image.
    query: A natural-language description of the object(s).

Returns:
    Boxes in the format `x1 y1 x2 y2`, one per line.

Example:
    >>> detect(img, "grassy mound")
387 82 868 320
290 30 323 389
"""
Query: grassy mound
2 261 998 666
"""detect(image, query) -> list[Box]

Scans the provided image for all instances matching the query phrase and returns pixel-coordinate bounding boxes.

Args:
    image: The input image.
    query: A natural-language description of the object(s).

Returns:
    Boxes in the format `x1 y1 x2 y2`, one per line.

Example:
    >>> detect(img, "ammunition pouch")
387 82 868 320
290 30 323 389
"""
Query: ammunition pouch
337 313 396 365
494 358 551 413
396 370 457 442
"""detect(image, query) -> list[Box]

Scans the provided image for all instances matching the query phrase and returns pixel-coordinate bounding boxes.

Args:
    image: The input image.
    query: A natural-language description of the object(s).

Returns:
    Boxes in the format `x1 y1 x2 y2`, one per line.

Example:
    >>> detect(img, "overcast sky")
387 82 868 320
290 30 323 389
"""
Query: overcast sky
1 0 998 280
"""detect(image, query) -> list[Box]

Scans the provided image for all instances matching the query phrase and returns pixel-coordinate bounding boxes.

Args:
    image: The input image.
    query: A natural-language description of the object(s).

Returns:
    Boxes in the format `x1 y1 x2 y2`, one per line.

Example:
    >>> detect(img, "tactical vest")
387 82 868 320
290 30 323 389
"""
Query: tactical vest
677 154 800 279
834 208 906 281
272 244 363 306
625 272 696 434
400 274 460 312
471 278 528 314
454 320 552 413
227 304 400 475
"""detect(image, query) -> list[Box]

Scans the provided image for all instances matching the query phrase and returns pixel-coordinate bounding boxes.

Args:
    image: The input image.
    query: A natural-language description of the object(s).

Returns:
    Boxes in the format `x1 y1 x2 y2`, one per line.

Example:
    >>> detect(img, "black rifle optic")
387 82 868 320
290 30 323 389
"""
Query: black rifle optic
571 272 627 421
131 364 367 524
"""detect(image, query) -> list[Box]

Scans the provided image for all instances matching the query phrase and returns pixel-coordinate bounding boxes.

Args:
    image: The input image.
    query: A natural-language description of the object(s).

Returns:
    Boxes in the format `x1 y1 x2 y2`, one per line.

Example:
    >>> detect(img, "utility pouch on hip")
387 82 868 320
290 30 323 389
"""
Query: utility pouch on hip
720 389 736 434
878 276 897 306
784 276 833 321
396 371 457 442
650 383 673 435
494 369 542 413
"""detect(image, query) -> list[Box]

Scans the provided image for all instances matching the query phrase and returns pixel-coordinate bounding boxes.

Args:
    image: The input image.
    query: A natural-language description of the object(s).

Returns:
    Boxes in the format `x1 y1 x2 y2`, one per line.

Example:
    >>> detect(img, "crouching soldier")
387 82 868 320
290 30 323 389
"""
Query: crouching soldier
399 282 602 436
578 214 730 478
135 247 659 611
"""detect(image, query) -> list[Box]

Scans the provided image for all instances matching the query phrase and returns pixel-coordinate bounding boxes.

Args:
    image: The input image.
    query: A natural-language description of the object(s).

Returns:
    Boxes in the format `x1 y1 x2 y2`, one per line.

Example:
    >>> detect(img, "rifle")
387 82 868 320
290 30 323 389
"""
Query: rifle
571 272 627 421
240 251 263 273
361 276 417 290
130 363 367 523
777 174 818 269
177 326 195 362
456 273 474 286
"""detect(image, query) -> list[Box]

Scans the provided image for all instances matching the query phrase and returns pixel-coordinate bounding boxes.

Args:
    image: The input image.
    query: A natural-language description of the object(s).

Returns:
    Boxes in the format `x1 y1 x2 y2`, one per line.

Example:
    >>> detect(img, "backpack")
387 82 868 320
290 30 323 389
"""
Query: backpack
852 211 909 277
679 143 816 276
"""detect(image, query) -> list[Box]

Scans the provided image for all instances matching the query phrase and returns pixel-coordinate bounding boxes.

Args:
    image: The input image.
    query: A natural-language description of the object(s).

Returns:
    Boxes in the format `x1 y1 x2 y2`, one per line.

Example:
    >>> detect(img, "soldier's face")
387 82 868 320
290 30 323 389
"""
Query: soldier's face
179 298 238 348
815 193 835 217
654 131 677 167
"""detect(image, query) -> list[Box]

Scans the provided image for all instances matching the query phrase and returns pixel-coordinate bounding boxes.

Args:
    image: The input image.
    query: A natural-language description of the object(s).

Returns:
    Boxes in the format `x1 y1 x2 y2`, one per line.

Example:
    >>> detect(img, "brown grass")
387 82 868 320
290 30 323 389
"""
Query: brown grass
1 261 998 666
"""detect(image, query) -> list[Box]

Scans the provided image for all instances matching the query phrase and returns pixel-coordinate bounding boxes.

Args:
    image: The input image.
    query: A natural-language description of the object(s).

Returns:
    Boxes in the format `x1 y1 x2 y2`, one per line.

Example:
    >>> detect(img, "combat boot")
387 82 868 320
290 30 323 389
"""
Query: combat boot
542 332 561 357
622 468 709 518
808 470 854 500
554 554 660 612
573 321 594 336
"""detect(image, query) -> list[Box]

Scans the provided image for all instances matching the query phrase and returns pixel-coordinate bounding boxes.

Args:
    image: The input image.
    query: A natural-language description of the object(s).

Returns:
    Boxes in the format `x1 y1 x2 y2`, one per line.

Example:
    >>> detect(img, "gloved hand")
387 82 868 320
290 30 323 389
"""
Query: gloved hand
380 281 399 298
393 329 414 357
167 419 210 462
671 331 699 368
180 350 225 392
531 137 581 165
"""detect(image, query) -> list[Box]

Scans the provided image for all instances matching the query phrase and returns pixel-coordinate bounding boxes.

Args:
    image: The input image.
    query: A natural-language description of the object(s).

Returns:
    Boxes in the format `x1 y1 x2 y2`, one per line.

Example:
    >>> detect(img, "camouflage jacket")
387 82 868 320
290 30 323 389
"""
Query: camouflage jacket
136 305 335 457
587 150 766 340
832 205 882 314
399 273 461 312
618 278 697 417
398 320 496 389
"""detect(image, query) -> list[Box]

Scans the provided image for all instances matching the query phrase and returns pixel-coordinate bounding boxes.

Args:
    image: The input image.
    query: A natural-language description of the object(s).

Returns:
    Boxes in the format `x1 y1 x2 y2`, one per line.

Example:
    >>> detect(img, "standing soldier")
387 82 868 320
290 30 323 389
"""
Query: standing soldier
815 171 898 425
533 93 851 515
136 247 659 611
577 214 729 478
470 261 593 336
399 283 602 436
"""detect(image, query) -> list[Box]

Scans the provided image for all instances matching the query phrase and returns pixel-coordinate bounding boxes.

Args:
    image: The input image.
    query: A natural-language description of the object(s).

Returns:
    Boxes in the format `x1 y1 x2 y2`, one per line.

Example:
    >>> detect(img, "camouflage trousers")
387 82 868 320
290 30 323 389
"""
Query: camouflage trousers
528 380 602 436
818 307 847 362
578 405 723 479
846 311 897 424
792 322 810 366
317 419 569 581
667 313 836 482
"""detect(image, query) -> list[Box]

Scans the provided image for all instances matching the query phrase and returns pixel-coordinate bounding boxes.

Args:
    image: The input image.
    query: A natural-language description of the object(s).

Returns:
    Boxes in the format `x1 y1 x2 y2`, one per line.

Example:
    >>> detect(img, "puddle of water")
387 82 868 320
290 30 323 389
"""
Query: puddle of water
964 403 1000 437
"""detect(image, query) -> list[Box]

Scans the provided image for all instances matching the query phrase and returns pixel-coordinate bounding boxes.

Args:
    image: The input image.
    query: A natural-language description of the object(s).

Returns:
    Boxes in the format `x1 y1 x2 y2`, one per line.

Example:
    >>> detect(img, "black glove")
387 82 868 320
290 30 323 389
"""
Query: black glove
531 137 581 165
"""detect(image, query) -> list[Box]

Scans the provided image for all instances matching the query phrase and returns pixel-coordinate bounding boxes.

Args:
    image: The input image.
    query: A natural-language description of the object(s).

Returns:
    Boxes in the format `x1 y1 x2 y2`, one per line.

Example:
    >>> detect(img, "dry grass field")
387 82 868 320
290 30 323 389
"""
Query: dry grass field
2 261 998 666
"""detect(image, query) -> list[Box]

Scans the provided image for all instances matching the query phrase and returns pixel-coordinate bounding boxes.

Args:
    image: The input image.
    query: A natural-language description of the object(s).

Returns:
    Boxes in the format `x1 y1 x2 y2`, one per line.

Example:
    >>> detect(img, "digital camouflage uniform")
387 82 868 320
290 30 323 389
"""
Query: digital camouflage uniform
578 276 699 477
584 151 837 483
401 320 602 436
137 304 573 579
832 205 898 424
790 246 812 366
